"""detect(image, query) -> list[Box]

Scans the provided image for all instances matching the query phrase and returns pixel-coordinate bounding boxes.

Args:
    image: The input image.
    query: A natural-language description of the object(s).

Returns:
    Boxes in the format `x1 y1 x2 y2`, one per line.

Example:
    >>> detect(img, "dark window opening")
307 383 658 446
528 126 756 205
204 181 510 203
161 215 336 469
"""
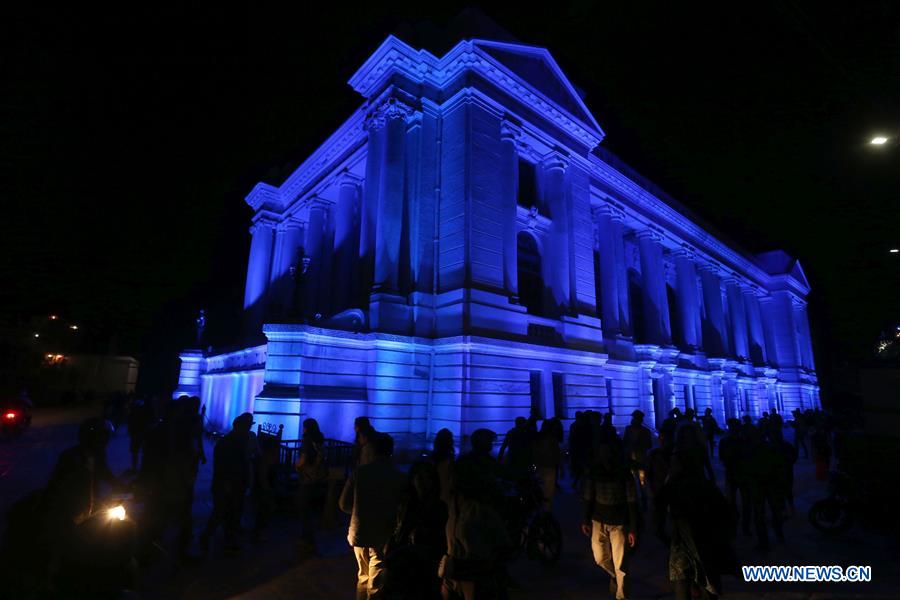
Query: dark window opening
518 159 537 208
518 232 545 316
530 370 544 419
552 372 566 419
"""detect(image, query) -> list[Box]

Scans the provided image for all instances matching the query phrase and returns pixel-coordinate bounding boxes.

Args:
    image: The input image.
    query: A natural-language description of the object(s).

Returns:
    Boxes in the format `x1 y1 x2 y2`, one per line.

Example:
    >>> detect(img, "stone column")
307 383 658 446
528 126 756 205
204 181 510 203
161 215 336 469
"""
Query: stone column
793 300 815 370
542 153 571 316
359 112 385 302
243 218 276 335
373 98 412 293
332 173 362 312
500 121 521 299
699 266 728 357
268 218 304 318
636 230 672 346
744 290 767 364
304 199 331 319
593 204 630 337
673 248 701 351
725 279 750 360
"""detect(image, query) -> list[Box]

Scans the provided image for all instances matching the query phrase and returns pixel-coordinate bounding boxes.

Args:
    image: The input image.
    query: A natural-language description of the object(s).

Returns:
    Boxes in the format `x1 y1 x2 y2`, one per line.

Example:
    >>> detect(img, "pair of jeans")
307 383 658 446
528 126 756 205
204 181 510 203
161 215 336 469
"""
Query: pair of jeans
590 520 629 599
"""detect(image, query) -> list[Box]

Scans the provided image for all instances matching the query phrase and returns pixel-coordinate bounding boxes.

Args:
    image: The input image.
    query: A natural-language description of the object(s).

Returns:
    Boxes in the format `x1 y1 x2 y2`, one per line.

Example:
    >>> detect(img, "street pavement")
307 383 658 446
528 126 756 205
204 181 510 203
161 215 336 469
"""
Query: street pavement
2 405 898 599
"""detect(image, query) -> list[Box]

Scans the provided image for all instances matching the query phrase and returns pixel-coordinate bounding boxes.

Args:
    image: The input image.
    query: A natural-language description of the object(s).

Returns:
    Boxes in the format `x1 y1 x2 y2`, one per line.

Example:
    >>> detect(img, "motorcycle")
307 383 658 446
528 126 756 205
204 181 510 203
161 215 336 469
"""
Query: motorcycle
808 470 859 534
56 493 139 597
0 404 30 438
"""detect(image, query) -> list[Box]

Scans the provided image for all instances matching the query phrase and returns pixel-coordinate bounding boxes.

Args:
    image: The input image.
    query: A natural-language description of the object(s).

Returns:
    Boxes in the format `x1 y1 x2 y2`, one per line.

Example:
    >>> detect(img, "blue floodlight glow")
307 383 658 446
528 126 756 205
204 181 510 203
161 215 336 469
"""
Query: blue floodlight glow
175 35 820 448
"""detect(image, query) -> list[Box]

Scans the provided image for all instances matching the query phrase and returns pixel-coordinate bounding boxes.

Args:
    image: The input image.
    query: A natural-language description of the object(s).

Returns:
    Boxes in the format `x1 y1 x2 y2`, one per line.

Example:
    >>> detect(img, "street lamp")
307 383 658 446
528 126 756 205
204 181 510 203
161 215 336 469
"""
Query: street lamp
891 249 899 254
870 136 889 145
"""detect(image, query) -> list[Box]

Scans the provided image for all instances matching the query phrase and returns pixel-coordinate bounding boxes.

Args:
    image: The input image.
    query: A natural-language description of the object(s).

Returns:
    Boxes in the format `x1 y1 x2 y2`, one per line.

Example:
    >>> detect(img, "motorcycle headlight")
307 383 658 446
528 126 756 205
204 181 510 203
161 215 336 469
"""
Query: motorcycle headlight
107 505 126 521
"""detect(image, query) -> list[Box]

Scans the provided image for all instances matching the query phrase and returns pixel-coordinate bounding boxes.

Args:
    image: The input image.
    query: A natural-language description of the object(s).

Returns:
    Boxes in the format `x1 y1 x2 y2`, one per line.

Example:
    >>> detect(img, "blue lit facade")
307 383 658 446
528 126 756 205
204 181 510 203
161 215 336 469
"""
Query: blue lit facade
175 36 820 445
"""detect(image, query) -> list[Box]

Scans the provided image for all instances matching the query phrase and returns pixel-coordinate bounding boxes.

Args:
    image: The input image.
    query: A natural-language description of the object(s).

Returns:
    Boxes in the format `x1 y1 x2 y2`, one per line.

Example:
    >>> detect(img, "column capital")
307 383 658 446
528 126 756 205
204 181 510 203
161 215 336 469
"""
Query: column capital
592 202 625 222
249 217 277 235
541 151 569 172
365 97 415 131
308 195 335 211
697 261 723 276
672 245 697 261
337 170 364 188
500 119 523 143
276 216 306 233
635 228 662 243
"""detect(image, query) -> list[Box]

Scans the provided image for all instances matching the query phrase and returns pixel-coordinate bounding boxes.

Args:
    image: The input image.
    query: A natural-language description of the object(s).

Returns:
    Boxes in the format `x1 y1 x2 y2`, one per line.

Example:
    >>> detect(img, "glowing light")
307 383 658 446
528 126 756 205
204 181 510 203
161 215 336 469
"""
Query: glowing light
870 136 888 145
49 315 58 320
891 249 899 253
4 412 17 420
69 325 79 330
107 505 126 521
33 333 40 338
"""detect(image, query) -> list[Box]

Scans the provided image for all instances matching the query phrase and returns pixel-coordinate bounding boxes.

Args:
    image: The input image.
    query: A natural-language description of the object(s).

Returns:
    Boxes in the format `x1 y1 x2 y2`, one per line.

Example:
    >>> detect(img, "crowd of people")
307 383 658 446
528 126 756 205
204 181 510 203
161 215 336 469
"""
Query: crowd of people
1 392 835 599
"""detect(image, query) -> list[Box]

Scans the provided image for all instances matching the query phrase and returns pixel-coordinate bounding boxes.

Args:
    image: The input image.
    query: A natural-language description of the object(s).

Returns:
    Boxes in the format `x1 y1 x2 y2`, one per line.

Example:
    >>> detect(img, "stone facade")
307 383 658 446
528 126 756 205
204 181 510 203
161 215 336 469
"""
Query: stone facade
175 36 820 444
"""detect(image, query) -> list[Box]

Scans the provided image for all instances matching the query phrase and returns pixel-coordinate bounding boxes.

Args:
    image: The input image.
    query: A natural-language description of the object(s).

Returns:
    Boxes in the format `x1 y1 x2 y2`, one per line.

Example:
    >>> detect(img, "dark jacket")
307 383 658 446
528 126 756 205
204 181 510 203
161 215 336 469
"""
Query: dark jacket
582 461 639 532
340 458 407 548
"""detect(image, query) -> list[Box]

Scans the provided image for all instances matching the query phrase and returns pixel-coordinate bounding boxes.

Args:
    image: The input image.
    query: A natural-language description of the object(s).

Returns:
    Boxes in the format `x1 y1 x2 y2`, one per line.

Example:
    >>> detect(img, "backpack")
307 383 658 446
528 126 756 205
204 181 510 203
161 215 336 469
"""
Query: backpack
297 440 328 484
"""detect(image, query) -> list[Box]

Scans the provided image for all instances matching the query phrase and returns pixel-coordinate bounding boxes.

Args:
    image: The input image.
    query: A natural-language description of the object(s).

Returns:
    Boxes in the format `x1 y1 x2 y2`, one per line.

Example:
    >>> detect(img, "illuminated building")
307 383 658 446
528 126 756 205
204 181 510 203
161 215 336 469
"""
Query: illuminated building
175 36 820 444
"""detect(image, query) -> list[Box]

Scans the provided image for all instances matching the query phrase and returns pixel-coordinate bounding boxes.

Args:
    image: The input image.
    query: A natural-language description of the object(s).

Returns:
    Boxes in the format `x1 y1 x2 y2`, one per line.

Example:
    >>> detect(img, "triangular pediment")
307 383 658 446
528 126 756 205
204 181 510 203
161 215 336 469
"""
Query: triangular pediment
472 39 603 137
790 259 810 289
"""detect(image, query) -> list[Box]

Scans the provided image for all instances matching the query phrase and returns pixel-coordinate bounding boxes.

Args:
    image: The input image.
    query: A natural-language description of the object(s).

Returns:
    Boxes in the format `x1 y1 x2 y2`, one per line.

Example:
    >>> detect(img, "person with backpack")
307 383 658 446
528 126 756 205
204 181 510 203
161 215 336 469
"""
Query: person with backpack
295 418 327 551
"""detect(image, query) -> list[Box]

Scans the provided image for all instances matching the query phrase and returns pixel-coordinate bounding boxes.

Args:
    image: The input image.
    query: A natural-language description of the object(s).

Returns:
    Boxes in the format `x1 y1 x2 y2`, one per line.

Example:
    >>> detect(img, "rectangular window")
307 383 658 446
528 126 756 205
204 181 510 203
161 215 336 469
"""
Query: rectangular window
529 370 544 419
605 378 614 413
552 372 566 419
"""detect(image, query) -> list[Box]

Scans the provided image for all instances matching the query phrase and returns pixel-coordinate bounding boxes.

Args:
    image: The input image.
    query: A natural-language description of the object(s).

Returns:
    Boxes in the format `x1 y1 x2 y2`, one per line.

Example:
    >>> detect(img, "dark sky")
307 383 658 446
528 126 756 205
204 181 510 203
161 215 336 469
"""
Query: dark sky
2 3 898 393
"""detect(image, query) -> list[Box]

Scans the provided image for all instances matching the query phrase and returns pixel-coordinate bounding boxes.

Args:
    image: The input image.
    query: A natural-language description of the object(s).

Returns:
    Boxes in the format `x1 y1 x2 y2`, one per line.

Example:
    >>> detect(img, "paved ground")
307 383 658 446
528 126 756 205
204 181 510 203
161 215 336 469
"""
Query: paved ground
2 406 898 599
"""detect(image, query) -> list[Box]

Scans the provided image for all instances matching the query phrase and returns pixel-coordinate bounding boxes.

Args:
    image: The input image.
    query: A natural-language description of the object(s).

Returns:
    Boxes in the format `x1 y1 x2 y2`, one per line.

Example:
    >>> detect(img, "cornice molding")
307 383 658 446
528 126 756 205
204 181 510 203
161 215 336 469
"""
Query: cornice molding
348 36 603 150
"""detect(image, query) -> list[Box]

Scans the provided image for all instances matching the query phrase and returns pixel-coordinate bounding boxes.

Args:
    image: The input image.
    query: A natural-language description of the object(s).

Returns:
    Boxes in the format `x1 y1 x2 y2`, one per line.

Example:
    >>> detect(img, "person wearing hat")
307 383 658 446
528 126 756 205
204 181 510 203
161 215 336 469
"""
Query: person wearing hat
623 410 652 511
200 412 254 554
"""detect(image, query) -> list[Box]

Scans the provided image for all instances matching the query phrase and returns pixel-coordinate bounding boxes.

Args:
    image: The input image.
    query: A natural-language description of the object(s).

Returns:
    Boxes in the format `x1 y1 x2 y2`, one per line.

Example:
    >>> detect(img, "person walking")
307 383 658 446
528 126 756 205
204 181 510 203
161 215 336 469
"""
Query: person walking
623 410 652 511
532 420 563 510
340 433 407 600
655 448 737 600
581 441 639 600
199 413 254 555
295 418 327 550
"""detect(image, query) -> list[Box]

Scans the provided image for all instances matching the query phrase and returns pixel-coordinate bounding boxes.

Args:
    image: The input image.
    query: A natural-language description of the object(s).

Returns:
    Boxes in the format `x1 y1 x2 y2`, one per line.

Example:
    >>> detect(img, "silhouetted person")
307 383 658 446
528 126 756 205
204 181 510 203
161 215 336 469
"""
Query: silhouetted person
655 449 737 600
569 411 591 489
744 426 786 551
498 417 532 481
581 441 638 600
770 428 798 512
700 408 720 458
533 419 563 510
441 453 512 600
718 418 751 535
790 409 809 459
430 428 456 507
340 433 407 600
127 398 151 471
140 396 203 559
623 410 652 511
296 417 327 549
385 461 448 599
354 416 377 467
200 413 254 555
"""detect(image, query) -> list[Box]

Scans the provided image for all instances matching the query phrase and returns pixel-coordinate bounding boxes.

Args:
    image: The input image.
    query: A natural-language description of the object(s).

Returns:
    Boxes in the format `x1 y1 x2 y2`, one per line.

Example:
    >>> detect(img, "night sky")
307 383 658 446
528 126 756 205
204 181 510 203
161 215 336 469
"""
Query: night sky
2 3 898 394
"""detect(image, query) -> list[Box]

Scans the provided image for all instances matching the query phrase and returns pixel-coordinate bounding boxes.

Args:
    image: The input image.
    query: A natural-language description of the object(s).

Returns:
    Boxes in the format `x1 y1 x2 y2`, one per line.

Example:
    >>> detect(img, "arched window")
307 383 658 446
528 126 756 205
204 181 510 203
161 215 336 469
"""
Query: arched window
628 268 646 342
517 232 544 316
